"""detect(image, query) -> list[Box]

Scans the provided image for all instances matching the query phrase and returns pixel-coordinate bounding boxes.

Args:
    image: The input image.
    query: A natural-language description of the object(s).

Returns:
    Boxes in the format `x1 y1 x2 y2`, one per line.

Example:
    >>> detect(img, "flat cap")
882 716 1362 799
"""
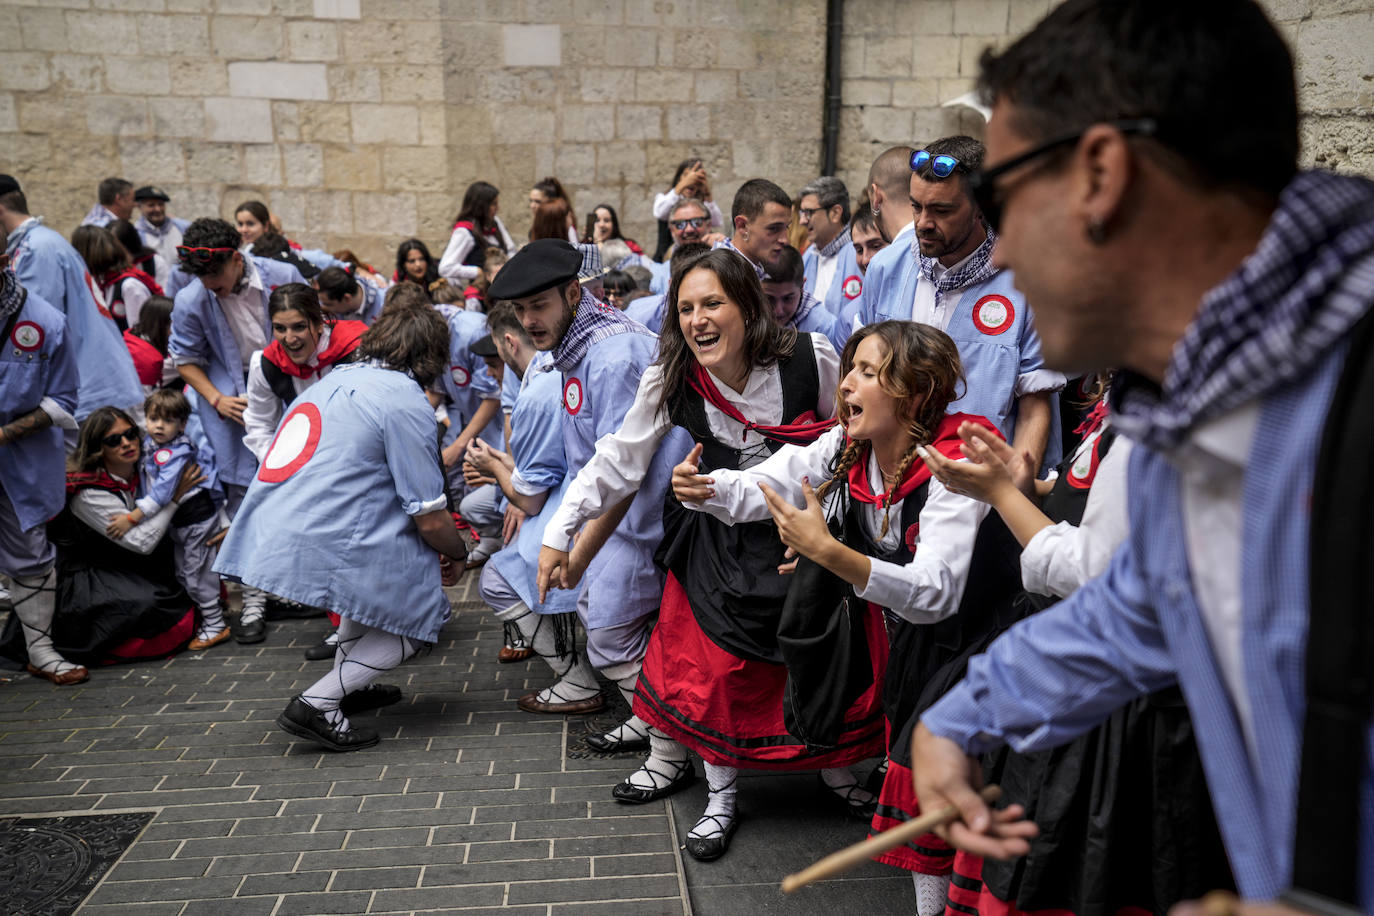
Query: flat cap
134 185 170 202
469 333 499 357
0 174 20 196
487 238 582 301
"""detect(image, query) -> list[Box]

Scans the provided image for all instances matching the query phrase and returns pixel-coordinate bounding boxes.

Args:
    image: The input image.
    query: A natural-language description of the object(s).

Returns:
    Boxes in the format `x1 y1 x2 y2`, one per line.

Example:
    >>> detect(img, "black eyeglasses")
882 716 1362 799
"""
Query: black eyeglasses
176 245 236 264
670 217 707 231
910 150 960 178
969 118 1158 231
101 428 140 448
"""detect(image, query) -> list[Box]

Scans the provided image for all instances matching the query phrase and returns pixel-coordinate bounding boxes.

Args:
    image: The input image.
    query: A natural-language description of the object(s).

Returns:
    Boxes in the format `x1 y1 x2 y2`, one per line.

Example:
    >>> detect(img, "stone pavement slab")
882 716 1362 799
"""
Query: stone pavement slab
0 574 911 915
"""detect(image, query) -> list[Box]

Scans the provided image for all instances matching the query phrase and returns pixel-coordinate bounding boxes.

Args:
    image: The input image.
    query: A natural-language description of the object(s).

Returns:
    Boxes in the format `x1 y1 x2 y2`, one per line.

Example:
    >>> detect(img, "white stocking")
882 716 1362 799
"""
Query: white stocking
497 603 599 703
299 618 418 733
913 873 949 916
688 762 738 840
12 571 81 675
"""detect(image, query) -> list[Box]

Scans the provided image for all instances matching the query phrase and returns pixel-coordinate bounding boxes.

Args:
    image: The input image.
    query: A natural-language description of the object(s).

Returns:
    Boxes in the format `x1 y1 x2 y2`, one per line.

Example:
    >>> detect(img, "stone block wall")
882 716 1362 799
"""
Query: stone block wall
0 0 1369 268
835 0 1374 199
0 0 827 268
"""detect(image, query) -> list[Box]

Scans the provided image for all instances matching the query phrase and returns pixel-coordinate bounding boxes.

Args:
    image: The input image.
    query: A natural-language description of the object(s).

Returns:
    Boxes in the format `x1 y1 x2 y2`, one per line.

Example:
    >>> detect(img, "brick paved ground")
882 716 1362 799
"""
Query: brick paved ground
0 574 912 915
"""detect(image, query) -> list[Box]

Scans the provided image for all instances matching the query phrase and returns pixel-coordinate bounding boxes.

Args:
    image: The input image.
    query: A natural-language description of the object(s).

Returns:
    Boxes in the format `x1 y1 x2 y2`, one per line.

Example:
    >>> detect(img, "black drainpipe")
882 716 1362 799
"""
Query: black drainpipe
820 0 844 176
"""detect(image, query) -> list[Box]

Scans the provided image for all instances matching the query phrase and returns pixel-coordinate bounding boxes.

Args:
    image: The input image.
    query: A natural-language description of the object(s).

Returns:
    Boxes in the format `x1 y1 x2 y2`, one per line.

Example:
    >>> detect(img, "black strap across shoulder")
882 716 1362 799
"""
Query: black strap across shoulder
1294 303 1374 904
259 358 299 409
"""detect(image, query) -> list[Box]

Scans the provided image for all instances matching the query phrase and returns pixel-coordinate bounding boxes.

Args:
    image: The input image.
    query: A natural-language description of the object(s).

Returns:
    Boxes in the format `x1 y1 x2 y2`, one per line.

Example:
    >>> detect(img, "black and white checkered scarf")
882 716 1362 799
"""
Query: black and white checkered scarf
0 267 25 322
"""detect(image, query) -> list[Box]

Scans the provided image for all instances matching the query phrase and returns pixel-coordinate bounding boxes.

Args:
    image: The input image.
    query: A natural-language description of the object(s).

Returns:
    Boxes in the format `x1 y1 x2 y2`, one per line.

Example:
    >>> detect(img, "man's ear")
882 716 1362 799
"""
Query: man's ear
733 214 748 234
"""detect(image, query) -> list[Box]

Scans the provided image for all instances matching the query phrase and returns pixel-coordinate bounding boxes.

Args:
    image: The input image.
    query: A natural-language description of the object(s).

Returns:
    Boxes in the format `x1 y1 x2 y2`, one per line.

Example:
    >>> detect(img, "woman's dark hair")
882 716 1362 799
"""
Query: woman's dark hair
529 199 572 242
234 200 271 226
602 269 636 300
314 265 359 301
583 204 623 243
71 225 129 279
269 282 326 327
108 219 153 263
670 157 703 189
762 245 805 287
383 281 434 312
455 181 500 234
978 0 1297 196
132 295 174 354
532 176 569 203
394 238 439 288
655 248 797 420
69 406 139 473
250 232 290 258
355 300 450 389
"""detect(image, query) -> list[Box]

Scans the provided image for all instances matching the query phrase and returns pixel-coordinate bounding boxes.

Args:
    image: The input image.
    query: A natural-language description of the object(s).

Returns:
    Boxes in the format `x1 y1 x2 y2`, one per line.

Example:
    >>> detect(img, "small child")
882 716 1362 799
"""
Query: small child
108 388 229 650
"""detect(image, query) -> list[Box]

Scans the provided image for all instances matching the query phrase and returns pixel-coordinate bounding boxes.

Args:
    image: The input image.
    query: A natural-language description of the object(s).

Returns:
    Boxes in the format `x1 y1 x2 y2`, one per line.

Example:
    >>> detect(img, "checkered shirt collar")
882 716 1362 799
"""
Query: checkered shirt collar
552 288 650 372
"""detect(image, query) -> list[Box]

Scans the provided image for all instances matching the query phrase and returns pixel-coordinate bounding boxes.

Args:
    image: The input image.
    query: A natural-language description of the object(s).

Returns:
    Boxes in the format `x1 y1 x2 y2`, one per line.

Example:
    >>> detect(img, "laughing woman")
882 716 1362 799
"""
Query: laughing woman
215 305 469 751
542 248 881 861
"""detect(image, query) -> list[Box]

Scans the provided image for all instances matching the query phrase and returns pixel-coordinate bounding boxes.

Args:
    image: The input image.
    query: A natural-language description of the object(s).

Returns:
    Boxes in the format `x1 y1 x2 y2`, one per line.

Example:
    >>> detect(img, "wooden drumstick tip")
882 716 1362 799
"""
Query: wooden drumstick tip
780 784 1003 895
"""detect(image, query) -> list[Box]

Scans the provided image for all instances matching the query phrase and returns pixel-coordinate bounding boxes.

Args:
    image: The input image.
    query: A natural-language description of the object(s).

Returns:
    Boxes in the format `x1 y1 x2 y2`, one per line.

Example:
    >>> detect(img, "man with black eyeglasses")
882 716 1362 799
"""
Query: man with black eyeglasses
858 135 1063 475
911 1 1374 912
647 198 720 294
169 217 306 644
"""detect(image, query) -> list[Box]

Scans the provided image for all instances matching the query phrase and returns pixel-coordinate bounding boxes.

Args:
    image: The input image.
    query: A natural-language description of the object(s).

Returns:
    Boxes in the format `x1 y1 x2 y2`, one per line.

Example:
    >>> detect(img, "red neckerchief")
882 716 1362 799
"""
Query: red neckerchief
687 362 836 446
453 220 500 246
463 285 483 303
261 320 367 379
66 468 137 496
1074 399 1109 436
846 413 1000 508
104 266 164 297
625 239 644 255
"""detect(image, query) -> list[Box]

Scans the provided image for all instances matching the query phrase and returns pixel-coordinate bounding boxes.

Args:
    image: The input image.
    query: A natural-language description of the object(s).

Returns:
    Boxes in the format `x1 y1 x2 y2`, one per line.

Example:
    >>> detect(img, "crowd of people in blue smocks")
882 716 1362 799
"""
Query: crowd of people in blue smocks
5 3 1374 906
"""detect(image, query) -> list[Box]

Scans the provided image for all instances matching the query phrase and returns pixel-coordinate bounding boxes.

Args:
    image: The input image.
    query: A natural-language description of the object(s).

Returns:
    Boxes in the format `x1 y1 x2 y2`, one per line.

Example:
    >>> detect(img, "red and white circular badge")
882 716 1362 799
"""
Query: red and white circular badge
110 299 126 319
449 365 470 387
258 403 323 483
154 447 174 466
1066 429 1105 490
904 522 920 553
563 377 584 415
842 275 863 300
971 294 1015 336
11 320 43 352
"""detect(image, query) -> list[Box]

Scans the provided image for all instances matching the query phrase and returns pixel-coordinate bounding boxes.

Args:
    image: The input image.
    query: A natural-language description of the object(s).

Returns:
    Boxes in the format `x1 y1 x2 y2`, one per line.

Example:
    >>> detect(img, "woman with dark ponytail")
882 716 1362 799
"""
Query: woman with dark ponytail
673 320 1023 899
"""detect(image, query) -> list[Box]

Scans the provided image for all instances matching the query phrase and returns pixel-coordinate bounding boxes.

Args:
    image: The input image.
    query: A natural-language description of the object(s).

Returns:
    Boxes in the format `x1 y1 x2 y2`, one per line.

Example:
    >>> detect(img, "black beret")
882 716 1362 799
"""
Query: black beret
469 333 499 357
134 185 170 202
487 238 582 301
0 174 20 196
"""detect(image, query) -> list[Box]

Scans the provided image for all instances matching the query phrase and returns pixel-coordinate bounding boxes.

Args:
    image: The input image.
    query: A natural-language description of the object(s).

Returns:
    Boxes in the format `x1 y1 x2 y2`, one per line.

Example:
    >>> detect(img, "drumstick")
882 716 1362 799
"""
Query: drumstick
781 784 1002 894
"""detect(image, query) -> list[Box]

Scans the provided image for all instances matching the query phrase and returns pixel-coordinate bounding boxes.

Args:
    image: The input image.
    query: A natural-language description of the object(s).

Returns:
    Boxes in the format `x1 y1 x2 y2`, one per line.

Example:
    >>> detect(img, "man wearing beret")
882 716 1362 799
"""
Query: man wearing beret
134 185 191 287
488 240 694 799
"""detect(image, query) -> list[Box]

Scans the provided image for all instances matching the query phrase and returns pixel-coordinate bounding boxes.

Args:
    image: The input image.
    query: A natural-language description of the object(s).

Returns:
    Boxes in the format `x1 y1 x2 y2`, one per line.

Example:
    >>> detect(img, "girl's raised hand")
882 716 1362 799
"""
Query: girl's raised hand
672 443 715 504
918 435 1015 505
759 479 832 561
959 422 1034 496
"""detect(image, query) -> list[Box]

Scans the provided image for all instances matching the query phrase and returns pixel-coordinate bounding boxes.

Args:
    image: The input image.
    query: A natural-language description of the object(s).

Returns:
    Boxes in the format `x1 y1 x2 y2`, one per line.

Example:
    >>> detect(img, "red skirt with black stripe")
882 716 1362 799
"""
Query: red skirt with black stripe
633 572 888 769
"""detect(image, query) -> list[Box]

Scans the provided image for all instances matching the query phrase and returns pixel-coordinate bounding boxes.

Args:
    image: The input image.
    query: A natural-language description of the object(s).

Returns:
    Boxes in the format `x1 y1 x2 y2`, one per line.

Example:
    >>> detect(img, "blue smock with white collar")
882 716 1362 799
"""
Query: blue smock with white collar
168 255 305 488
435 305 503 449
5 219 142 419
213 363 451 641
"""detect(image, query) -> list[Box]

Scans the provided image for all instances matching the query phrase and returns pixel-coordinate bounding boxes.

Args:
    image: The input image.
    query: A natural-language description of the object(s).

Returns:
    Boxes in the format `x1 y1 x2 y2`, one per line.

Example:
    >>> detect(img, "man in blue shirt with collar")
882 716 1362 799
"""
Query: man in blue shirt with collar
799 176 862 319
134 185 191 268
911 0 1374 910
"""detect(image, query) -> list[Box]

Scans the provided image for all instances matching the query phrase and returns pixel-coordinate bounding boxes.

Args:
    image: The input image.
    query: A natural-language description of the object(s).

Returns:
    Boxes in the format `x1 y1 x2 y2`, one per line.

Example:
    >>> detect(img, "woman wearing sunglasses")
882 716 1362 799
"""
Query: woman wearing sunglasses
0 407 206 674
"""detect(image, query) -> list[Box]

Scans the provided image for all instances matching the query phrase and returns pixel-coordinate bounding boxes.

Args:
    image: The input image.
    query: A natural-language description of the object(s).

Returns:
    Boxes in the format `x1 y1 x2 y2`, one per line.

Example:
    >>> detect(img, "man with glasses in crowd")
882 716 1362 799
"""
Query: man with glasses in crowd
798 176 862 318
859 136 1063 473
912 0 1374 910
648 198 720 294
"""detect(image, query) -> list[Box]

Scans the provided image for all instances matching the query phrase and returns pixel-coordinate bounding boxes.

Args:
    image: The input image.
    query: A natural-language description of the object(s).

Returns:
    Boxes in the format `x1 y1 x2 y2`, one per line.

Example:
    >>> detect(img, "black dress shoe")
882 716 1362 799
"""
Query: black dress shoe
585 732 650 753
339 684 402 716
303 638 335 660
276 696 379 752
611 759 695 804
684 814 740 862
231 616 266 644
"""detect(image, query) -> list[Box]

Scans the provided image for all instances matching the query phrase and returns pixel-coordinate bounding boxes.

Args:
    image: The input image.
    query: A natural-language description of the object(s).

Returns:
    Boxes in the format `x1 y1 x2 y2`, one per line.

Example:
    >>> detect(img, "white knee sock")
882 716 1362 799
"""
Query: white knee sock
195 601 226 641
497 603 599 703
689 762 738 840
913 873 949 916
596 660 650 745
12 571 81 675
300 619 418 732
239 585 267 624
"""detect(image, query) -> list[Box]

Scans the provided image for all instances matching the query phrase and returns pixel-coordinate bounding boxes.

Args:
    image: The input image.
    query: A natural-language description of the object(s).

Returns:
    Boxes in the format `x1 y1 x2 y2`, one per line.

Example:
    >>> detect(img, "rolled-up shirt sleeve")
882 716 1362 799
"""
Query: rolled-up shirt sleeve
70 487 178 555
855 478 990 622
384 397 448 517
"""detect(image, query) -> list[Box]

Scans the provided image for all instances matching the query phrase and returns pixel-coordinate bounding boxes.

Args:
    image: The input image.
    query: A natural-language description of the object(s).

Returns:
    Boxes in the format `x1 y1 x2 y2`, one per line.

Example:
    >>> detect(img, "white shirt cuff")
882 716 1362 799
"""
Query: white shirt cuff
39 396 78 430
1015 369 1067 397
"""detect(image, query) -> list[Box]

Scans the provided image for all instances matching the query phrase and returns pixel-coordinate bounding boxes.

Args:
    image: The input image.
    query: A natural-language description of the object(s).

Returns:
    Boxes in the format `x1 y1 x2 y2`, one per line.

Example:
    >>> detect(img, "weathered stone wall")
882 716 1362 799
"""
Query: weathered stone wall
0 0 827 267
1 0 1369 268
835 0 1374 197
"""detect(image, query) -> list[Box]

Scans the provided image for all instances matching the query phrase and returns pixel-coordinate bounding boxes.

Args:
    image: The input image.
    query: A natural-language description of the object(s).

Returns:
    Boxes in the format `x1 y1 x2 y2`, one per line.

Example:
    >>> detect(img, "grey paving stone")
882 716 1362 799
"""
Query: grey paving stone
343 826 435 849
104 857 211 881
358 792 441 810
83 875 243 905
516 814 670 840
76 904 185 916
230 813 320 835
143 819 236 841
150 800 284 823
592 852 679 877
553 834 675 858
206 852 305 876
552 901 687 916
329 865 422 890
464 838 551 862
179 830 348 857
508 874 680 905
472 801 587 823
299 843 471 870
182 896 281 916
316 807 471 831
276 890 374 915
424 856 591 885
238 869 333 895
689 878 916 915
366 884 503 912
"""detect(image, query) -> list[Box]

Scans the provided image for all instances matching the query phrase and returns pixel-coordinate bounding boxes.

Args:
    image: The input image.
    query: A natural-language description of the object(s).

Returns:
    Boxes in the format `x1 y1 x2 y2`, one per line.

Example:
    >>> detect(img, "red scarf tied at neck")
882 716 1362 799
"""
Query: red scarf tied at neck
687 362 837 446
261 320 367 379
66 468 137 496
847 412 1002 508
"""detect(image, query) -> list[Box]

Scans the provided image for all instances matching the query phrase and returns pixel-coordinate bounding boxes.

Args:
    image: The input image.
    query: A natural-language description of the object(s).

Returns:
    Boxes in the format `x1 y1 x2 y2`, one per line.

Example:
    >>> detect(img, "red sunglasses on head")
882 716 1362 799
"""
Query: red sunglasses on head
176 245 237 263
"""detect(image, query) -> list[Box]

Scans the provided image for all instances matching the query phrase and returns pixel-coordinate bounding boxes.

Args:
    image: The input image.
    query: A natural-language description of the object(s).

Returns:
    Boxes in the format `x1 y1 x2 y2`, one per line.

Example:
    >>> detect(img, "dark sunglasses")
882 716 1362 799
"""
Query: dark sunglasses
969 118 1158 232
176 245 237 263
101 427 140 448
910 150 960 178
670 217 707 231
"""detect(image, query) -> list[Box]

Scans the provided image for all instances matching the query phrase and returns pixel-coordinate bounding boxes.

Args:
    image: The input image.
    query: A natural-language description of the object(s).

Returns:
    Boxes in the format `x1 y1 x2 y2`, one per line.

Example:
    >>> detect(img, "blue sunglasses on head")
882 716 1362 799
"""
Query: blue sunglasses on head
910 150 959 178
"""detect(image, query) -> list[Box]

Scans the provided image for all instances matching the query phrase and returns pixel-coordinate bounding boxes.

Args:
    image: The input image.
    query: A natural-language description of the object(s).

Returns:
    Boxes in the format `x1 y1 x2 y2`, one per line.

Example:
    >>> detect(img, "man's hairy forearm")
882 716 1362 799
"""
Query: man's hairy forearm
0 407 53 446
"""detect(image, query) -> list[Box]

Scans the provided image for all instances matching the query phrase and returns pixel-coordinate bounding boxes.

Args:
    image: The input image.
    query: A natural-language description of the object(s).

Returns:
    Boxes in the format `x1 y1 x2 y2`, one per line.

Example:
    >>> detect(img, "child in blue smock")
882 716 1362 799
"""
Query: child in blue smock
213 305 469 752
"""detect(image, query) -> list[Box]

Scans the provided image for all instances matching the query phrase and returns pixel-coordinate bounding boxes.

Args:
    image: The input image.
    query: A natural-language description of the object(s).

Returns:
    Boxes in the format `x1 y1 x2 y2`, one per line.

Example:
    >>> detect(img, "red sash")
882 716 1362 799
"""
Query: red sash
687 363 836 446
453 220 499 246
105 267 164 298
846 413 1000 508
260 320 367 379
66 468 137 496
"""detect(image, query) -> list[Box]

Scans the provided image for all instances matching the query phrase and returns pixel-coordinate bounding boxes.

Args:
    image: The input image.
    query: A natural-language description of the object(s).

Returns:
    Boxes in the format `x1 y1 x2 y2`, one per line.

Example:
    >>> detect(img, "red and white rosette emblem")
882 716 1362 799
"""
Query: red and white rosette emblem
842 275 863 300
258 402 323 483
110 299 127 319
449 365 470 387
154 447 174 466
1065 429 1105 490
971 294 1015 336
904 522 920 553
11 320 43 352
563 377 584 415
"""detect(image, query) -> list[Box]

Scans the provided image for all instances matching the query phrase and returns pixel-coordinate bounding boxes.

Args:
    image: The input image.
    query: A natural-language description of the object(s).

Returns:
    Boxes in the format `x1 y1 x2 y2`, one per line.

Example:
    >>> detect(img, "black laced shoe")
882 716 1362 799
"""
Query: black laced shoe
276 696 379 752
611 757 695 804
684 813 740 862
